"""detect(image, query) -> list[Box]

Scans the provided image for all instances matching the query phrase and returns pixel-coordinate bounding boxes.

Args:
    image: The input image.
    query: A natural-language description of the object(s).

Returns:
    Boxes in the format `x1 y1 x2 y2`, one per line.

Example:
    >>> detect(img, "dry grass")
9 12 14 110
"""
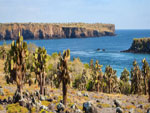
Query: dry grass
125 105 136 109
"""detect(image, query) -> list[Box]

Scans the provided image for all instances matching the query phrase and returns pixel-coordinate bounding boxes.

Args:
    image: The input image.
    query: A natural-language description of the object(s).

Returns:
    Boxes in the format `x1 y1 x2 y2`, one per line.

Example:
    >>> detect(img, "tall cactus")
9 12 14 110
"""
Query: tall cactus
4 32 29 94
57 49 70 105
104 65 117 93
131 60 143 94
32 47 48 95
92 60 103 92
142 58 150 95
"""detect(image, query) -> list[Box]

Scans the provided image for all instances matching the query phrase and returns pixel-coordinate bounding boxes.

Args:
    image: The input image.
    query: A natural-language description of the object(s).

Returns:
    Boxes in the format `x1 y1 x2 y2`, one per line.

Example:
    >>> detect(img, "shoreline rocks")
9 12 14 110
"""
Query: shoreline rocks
121 38 150 54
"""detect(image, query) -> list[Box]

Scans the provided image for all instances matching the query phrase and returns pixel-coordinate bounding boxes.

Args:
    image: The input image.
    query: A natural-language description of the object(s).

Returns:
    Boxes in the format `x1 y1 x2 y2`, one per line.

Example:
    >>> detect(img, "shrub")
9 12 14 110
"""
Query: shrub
6 103 28 113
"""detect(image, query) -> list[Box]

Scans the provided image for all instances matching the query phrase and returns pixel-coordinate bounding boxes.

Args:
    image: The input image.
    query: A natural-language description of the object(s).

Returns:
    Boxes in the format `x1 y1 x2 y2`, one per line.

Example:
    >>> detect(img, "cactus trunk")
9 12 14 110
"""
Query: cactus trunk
144 77 147 95
63 80 67 106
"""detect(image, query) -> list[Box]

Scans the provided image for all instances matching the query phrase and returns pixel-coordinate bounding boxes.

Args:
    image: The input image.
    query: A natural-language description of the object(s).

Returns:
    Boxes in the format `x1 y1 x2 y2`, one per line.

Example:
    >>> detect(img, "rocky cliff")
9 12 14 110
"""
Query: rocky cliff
122 38 150 53
0 23 115 40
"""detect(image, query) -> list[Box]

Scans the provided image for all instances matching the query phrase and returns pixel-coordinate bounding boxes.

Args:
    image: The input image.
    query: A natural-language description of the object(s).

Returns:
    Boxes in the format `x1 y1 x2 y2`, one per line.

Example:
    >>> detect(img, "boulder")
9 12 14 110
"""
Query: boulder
3 98 7 104
129 108 134 113
77 92 82 97
8 96 12 104
57 103 65 112
137 104 143 109
32 97 36 104
53 96 58 100
147 108 150 113
83 93 89 97
40 105 48 111
116 107 123 113
26 102 32 110
47 98 53 102
40 95 46 101
83 101 98 113
13 90 21 103
114 99 122 107
19 99 26 107
96 99 100 103
48 103 55 111
0 88 4 96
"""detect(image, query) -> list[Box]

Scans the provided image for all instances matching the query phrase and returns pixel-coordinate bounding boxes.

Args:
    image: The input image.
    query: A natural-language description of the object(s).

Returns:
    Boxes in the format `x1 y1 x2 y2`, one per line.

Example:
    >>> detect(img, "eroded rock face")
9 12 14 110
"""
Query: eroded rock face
0 23 115 40
122 38 150 54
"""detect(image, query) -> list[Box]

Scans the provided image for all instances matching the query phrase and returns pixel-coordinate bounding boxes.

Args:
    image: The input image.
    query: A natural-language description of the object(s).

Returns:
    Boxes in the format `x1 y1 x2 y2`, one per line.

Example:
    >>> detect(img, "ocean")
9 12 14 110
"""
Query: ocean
0 30 150 76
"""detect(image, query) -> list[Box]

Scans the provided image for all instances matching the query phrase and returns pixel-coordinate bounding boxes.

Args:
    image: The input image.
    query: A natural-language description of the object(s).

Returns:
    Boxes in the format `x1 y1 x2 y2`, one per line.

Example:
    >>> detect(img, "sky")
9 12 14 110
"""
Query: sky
0 0 150 29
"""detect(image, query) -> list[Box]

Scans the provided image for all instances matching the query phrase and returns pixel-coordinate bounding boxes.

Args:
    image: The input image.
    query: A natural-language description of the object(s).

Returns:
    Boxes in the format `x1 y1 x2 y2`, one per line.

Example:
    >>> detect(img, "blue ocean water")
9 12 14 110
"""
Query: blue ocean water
0 30 150 76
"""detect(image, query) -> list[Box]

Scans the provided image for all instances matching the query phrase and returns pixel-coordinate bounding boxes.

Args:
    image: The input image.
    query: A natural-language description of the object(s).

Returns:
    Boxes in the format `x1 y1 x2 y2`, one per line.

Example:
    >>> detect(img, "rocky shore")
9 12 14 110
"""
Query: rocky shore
0 23 115 40
121 38 150 54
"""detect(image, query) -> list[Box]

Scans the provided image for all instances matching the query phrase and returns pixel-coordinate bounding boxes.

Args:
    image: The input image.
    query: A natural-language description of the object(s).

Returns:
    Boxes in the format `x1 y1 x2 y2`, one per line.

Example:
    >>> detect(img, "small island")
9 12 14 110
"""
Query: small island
122 38 150 54
0 23 115 40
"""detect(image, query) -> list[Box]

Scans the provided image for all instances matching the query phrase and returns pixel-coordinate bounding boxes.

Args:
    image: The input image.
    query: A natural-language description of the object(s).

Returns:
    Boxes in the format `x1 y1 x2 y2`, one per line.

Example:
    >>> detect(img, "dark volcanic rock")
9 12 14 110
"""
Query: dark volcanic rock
83 101 98 113
121 38 150 54
0 23 115 40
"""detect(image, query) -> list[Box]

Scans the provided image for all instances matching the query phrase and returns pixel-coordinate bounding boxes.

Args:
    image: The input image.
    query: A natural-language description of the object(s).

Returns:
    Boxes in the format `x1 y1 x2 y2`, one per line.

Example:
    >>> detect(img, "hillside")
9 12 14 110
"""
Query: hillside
0 23 115 40
122 38 150 53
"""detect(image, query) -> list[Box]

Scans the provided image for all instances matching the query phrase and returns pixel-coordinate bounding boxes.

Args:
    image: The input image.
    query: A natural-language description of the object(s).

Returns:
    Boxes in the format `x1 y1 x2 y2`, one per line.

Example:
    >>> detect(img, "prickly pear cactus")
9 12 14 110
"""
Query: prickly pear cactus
57 49 70 105
32 47 48 95
4 32 29 93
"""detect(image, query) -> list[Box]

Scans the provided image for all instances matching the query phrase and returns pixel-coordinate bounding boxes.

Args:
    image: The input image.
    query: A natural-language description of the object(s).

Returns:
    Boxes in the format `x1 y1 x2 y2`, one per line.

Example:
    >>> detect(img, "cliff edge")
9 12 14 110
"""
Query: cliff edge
122 38 150 53
0 23 115 40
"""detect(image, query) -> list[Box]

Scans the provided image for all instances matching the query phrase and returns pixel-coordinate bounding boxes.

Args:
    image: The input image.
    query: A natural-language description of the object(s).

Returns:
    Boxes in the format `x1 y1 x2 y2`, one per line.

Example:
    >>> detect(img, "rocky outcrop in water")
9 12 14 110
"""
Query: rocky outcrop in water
122 38 150 53
0 23 115 40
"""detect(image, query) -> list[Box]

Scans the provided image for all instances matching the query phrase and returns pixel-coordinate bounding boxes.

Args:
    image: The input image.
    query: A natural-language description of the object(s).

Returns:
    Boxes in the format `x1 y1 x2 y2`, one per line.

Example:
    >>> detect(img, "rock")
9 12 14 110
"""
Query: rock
131 101 135 105
71 104 77 109
57 103 65 112
137 104 143 109
47 98 53 102
77 92 82 97
96 48 100 51
26 102 32 110
129 108 134 113
83 101 98 113
102 49 105 51
48 103 55 111
53 96 58 100
40 95 46 101
83 93 88 97
0 88 4 96
35 90 40 97
32 97 36 104
40 105 48 111
147 108 150 113
114 99 122 107
0 23 115 40
19 99 26 107
116 107 123 113
96 99 100 103
3 98 7 104
97 104 102 108
13 90 21 103
8 96 12 104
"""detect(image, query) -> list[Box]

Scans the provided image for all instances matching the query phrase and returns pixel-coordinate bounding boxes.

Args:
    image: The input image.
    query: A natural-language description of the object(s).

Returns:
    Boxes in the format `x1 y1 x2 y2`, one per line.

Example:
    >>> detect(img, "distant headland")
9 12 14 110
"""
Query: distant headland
0 23 115 40
122 38 150 54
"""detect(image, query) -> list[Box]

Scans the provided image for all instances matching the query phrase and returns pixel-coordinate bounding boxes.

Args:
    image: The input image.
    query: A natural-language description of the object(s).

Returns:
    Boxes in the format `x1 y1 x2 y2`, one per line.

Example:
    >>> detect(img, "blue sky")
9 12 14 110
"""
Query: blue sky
0 0 150 29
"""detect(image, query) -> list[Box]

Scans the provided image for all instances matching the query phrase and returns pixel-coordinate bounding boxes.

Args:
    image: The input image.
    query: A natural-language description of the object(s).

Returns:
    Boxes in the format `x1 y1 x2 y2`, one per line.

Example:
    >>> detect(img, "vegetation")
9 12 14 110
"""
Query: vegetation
32 47 48 95
4 32 29 95
123 38 150 53
1 35 150 112
57 49 71 105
